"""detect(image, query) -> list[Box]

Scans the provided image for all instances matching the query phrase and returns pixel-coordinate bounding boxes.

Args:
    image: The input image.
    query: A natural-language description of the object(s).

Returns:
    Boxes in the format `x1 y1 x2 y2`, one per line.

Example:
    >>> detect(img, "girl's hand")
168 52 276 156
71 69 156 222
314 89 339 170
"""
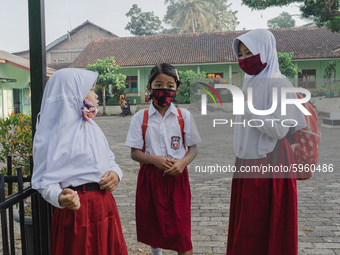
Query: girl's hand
100 171 119 192
153 156 173 170
59 188 80 210
163 158 186 176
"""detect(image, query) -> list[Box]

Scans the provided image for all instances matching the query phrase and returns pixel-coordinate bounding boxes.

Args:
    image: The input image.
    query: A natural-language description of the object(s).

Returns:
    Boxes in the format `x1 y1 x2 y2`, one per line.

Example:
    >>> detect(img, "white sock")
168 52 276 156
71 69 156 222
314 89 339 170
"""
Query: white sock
150 246 162 255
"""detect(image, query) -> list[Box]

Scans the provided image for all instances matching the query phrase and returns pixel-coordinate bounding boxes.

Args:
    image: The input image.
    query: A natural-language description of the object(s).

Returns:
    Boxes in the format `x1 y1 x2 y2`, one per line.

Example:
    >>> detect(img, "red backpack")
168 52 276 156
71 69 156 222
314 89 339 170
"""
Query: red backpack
287 93 321 180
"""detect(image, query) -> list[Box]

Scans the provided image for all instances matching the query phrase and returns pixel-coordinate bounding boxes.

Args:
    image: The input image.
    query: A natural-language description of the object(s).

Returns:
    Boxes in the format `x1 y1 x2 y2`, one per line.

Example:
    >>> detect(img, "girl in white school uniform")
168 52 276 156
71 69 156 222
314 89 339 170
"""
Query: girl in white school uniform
227 29 306 255
125 63 201 255
32 68 128 255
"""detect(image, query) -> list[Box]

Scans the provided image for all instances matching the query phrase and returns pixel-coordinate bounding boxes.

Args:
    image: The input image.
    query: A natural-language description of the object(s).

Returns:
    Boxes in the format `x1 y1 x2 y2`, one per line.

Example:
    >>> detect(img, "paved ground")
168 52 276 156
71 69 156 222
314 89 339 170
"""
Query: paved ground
97 106 340 255
1 105 339 255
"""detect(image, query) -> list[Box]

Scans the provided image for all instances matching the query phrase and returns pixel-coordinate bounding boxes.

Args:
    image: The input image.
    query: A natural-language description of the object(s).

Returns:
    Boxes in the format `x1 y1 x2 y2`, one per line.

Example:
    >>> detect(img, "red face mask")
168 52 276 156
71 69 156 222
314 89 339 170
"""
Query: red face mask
238 54 267 75
152 89 176 107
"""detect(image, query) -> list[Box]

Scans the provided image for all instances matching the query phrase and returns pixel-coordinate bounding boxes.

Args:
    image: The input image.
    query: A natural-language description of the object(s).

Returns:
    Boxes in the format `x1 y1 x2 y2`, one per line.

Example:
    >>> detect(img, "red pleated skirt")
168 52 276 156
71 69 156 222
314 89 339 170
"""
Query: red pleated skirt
136 164 192 252
227 138 298 255
50 189 128 255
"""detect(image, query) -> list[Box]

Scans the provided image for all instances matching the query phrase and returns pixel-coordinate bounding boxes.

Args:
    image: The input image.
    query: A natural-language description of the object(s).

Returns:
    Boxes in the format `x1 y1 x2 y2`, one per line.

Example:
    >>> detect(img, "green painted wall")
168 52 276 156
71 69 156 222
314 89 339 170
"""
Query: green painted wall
117 58 340 103
0 63 31 118
294 59 340 88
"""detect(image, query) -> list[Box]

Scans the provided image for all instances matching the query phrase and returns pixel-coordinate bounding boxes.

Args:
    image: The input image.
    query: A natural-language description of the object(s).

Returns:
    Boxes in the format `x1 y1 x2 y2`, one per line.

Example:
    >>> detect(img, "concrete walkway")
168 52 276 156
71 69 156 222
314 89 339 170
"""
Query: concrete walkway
97 107 340 255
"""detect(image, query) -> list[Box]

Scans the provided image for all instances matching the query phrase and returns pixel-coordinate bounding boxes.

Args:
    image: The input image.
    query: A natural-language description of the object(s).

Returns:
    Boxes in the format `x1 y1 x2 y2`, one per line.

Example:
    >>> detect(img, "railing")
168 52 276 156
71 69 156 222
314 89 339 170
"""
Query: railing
0 156 52 255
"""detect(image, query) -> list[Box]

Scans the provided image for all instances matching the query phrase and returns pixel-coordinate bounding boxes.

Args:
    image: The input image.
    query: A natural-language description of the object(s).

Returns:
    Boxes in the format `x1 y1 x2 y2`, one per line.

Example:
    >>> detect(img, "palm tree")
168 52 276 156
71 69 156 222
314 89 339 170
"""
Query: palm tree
164 0 238 33
164 0 217 33
209 0 239 31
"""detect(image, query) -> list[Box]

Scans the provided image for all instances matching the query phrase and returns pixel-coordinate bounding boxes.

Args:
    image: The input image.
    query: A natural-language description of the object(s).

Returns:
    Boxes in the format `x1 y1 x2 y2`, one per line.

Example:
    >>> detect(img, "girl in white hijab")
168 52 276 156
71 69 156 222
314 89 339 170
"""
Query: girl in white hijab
227 29 306 255
32 68 128 255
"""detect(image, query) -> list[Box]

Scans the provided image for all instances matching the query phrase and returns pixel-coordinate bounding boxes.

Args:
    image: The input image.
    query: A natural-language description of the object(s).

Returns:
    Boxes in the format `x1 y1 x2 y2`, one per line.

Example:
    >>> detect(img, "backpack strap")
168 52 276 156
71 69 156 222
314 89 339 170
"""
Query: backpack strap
286 132 295 145
139 109 149 168
141 109 149 153
141 108 186 156
176 108 186 149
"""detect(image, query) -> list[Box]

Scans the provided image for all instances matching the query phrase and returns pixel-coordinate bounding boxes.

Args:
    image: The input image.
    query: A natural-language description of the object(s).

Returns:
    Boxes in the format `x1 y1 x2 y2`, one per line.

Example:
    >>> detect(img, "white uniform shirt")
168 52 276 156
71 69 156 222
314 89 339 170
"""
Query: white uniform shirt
232 29 306 159
32 69 123 209
125 103 201 159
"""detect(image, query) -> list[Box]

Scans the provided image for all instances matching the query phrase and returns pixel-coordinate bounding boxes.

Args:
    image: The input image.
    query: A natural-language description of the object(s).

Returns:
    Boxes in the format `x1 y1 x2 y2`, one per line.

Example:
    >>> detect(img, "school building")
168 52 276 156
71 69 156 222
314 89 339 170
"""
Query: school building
0 50 55 118
14 20 117 70
70 26 340 104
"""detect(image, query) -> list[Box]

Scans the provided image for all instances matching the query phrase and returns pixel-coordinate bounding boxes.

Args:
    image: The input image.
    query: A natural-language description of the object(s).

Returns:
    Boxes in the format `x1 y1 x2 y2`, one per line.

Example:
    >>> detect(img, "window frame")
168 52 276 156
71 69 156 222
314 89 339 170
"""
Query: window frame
124 76 138 94
298 69 316 88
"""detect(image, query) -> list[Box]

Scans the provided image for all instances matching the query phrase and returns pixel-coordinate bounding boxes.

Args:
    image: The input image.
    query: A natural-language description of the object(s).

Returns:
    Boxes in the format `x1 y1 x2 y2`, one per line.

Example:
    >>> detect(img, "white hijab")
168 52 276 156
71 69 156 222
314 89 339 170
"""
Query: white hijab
32 68 116 189
232 29 306 159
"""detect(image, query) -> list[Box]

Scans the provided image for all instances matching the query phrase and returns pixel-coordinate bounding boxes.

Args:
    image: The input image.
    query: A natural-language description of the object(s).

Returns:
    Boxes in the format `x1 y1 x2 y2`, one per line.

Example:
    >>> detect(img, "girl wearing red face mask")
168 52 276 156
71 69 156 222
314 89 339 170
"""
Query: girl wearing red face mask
125 63 201 255
227 29 306 255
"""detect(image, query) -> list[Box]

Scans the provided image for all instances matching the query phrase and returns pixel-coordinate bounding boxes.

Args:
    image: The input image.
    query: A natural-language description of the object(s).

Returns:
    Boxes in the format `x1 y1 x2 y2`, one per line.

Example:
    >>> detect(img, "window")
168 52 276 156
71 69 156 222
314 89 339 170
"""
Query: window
13 89 21 114
298 70 316 88
125 76 138 93
207 73 224 79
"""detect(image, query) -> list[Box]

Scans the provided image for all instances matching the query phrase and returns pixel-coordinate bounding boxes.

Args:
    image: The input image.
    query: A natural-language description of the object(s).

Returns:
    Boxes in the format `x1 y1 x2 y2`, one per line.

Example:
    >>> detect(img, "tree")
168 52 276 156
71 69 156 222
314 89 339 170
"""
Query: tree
277 52 301 78
267 12 296 28
163 0 239 33
125 4 164 36
86 57 126 115
241 0 340 33
209 0 240 31
323 61 336 92
177 70 208 103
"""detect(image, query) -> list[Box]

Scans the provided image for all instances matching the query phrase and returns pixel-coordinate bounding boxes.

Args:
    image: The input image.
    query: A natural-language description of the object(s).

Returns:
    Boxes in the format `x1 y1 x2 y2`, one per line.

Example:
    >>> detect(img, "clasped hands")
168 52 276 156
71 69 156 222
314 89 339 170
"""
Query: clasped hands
153 156 187 176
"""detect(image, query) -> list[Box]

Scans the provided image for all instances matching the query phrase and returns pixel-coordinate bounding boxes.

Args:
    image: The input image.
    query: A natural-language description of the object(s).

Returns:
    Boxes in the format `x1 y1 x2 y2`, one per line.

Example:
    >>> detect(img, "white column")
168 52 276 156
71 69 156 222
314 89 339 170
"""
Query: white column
295 64 299 87
138 68 141 102
229 65 232 84
0 85 3 118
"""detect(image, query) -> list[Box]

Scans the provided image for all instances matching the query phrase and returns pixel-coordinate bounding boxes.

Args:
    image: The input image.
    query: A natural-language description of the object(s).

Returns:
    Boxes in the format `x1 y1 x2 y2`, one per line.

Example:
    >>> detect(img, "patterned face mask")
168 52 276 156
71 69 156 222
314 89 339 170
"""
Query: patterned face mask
81 98 98 122
152 89 177 107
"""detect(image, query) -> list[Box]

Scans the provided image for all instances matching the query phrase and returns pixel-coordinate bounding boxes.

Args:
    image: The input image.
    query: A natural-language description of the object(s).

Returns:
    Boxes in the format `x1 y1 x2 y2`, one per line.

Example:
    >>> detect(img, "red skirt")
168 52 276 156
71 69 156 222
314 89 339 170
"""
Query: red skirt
50 189 128 255
227 138 298 255
136 164 192 252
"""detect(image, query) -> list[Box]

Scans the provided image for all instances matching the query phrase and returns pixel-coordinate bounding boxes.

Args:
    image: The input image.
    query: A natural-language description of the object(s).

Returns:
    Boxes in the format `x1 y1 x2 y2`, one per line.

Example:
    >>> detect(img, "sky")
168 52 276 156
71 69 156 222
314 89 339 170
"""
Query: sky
0 0 307 53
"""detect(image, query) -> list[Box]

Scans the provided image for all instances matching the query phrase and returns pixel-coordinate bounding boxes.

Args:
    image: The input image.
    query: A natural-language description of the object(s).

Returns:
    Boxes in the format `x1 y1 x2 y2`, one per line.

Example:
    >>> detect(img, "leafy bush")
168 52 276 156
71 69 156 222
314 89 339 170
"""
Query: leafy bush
0 113 32 176
106 97 119 105
277 52 301 78
312 87 328 97
333 83 340 97
177 70 208 103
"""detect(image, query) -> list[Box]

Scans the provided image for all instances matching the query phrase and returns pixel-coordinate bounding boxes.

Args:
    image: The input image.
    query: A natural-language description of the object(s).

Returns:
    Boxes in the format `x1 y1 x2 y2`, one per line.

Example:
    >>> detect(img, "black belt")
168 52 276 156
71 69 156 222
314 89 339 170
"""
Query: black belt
69 183 102 191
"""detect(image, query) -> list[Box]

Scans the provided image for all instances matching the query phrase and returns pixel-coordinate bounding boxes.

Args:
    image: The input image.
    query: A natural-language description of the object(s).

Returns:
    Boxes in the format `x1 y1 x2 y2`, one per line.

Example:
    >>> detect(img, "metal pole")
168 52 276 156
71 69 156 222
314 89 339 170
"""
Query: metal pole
28 0 46 137
28 1 50 255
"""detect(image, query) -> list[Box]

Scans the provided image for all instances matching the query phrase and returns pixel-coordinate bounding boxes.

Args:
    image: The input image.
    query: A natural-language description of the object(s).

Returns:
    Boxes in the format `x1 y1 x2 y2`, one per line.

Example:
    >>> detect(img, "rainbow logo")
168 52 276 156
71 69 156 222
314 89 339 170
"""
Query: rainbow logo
198 82 223 106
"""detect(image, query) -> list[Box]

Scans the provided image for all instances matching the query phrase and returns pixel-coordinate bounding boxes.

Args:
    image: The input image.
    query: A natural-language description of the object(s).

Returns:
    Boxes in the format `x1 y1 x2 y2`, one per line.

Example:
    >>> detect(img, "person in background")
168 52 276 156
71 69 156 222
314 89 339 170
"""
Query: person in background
120 94 128 117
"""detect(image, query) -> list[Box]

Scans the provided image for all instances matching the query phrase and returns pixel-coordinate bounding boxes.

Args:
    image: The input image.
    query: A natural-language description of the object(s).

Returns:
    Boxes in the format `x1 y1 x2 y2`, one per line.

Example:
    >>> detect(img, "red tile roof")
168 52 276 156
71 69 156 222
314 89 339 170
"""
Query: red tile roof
70 27 340 68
